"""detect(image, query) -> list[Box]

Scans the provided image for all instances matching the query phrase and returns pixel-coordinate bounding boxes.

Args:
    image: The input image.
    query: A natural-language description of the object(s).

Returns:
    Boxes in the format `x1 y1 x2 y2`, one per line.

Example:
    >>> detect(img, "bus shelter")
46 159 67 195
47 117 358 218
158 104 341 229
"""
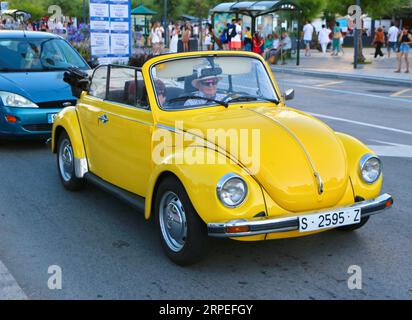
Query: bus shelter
210 1 302 65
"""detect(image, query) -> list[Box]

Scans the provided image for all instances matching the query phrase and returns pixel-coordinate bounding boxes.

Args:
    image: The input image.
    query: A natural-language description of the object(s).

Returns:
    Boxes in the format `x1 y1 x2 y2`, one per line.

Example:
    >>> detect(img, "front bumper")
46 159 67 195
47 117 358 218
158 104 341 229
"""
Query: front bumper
0 106 61 138
208 193 394 237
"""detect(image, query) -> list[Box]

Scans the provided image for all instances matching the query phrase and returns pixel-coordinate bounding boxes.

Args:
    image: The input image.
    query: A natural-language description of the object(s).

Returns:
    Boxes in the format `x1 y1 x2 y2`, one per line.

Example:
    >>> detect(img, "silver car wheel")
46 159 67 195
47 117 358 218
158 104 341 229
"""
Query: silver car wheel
159 191 188 252
58 138 74 182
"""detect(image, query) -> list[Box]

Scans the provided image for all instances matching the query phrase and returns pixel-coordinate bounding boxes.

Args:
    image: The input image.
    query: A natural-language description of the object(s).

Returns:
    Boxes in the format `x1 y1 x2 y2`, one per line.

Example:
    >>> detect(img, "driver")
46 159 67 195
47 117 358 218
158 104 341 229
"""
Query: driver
184 66 227 106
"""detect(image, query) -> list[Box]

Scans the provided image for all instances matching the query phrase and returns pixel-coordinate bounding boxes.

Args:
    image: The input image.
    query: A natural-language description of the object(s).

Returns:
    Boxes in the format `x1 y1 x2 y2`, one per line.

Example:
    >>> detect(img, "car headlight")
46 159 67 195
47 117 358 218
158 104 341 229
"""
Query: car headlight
359 154 382 184
0 91 39 108
216 173 248 208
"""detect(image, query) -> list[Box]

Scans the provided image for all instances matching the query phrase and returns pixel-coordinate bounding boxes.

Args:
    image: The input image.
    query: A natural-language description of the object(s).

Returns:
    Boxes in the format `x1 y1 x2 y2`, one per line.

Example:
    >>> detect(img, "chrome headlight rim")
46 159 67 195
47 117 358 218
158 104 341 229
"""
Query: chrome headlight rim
359 154 382 184
216 173 248 208
0 91 39 108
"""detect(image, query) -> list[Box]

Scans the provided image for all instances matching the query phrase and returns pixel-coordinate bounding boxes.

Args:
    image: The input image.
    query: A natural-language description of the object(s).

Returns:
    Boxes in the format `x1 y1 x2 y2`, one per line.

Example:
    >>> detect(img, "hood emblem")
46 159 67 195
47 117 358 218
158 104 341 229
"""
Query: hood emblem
314 172 324 195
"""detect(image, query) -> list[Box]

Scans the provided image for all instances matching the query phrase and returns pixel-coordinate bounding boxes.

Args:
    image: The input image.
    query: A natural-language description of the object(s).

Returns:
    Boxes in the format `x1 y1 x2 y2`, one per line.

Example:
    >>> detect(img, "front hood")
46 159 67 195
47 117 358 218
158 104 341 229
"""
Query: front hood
0 71 74 103
160 106 349 212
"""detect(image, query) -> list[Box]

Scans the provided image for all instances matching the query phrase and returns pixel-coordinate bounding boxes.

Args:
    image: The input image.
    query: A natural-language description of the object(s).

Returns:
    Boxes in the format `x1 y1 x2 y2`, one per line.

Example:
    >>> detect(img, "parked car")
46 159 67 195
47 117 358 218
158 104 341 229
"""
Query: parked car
52 51 393 265
0 31 90 140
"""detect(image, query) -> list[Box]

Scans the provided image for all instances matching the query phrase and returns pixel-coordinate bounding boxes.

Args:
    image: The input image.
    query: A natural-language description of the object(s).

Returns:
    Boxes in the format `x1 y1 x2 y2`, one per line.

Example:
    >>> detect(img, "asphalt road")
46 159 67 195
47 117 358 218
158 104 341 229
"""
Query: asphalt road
0 74 411 300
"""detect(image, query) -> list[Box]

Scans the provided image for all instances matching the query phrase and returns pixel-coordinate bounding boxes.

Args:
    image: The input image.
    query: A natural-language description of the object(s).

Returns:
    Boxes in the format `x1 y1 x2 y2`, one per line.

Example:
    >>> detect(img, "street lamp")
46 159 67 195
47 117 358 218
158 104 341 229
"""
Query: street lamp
163 0 168 47
354 0 361 69
83 0 86 24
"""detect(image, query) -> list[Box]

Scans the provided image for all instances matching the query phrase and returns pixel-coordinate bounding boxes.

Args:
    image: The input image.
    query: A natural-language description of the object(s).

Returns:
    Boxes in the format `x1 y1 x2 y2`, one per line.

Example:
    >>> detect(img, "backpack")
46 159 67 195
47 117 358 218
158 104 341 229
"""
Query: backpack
230 25 237 37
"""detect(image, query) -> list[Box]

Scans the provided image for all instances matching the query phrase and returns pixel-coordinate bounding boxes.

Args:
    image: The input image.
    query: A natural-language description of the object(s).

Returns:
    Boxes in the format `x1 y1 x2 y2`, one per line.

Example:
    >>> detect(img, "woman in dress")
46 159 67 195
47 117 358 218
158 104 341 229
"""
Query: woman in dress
182 26 191 52
169 23 179 53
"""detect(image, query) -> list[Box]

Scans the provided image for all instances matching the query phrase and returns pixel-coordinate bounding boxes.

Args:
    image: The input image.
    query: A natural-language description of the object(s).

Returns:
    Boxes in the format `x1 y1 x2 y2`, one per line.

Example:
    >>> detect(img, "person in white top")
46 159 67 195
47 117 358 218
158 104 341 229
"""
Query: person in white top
231 19 242 50
387 22 400 58
150 22 163 55
303 21 314 56
169 23 179 53
318 24 331 57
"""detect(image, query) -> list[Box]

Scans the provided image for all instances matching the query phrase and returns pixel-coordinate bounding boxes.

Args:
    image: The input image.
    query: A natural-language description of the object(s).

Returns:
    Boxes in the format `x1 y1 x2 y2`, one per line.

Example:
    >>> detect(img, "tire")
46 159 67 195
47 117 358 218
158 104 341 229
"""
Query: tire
337 216 370 231
57 131 84 191
155 176 209 265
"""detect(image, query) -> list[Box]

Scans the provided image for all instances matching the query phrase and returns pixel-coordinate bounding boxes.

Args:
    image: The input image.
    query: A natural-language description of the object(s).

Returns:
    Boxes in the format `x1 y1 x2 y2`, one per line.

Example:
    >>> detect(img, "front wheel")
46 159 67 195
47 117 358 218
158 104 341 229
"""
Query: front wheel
155 176 209 265
57 131 84 191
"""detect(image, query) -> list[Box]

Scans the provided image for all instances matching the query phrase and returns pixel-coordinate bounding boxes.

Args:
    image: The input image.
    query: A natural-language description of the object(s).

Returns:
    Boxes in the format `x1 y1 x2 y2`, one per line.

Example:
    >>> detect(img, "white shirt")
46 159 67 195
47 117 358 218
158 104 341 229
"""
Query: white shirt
318 28 331 44
388 26 399 42
231 24 242 42
273 39 280 49
303 23 314 41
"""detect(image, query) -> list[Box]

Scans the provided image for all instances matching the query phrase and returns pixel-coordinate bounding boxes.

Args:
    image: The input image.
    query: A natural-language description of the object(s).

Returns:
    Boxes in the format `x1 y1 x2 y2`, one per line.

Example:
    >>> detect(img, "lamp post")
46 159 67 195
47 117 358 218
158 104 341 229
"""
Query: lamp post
83 0 86 24
354 0 361 69
163 0 168 48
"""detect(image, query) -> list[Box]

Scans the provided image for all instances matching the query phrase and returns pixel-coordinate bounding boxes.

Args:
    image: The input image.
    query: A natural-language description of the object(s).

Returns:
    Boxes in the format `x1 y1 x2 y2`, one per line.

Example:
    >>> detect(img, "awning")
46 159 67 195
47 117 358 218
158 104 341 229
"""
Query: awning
131 4 157 16
210 1 300 17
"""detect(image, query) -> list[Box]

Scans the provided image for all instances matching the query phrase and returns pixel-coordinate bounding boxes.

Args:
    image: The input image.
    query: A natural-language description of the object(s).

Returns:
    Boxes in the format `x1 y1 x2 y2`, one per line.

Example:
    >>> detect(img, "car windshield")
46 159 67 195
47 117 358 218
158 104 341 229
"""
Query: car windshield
0 38 89 72
151 55 279 110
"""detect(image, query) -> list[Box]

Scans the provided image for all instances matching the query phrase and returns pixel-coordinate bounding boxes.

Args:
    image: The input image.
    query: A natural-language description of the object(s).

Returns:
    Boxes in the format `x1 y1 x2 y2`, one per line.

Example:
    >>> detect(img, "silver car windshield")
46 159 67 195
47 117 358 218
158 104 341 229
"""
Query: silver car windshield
151 56 279 110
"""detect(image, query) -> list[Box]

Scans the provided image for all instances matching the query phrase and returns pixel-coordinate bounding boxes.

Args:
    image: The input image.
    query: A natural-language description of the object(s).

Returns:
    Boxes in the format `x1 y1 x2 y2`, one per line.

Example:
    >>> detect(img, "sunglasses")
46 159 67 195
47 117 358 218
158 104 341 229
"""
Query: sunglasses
200 79 219 86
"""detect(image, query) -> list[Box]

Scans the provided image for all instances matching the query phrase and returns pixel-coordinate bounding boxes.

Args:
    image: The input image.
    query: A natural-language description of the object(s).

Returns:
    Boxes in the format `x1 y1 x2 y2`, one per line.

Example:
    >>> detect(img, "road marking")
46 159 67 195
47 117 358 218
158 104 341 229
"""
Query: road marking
316 81 345 87
283 81 412 104
0 260 28 300
367 140 412 158
310 112 412 136
391 88 412 98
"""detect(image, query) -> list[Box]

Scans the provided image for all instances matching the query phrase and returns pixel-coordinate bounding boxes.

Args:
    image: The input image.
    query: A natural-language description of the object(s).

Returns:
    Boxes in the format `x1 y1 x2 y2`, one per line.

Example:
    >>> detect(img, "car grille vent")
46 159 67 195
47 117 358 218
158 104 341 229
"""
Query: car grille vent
23 124 53 132
36 100 77 109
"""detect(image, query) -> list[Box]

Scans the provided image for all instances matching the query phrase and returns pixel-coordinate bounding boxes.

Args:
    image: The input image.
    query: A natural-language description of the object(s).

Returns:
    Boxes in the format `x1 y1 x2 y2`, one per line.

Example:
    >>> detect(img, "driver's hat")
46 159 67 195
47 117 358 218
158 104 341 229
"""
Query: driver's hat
191 65 223 87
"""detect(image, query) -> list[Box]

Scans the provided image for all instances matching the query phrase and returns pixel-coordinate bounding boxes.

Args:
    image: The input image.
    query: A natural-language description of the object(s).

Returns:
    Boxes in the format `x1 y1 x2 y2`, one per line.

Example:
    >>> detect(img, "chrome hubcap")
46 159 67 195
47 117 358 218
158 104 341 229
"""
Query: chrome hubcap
159 191 187 252
59 139 73 182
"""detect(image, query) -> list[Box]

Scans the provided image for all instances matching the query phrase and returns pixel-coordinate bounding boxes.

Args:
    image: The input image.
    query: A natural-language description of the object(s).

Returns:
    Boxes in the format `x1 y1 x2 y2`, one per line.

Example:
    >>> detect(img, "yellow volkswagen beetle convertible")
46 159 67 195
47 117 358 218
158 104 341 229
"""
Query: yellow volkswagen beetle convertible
52 51 393 265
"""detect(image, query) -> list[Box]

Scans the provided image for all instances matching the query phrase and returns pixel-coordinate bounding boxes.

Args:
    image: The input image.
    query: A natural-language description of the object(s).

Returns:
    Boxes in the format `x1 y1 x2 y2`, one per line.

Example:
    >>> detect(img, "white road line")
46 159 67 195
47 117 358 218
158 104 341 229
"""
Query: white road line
391 88 412 97
310 112 412 136
0 260 28 300
316 81 345 87
282 81 412 104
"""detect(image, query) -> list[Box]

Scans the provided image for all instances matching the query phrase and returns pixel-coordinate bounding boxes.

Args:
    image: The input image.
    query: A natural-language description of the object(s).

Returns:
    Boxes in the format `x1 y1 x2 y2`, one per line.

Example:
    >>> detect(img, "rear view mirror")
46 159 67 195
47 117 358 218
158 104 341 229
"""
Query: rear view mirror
283 88 295 101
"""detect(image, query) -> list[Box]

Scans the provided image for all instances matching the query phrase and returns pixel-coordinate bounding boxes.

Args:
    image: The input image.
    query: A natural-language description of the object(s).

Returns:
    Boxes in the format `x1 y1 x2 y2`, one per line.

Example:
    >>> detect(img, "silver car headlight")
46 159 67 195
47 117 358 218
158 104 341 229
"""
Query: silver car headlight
216 173 248 208
359 154 382 184
0 91 39 108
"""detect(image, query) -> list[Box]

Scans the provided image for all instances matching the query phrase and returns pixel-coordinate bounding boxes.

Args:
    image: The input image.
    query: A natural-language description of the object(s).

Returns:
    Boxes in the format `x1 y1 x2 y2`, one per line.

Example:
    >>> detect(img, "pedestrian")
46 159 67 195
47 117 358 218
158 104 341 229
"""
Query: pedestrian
303 20 314 56
387 22 399 58
243 26 252 51
231 19 242 51
252 32 263 55
372 27 385 59
193 24 199 39
263 33 274 60
395 27 412 73
182 25 191 52
220 24 229 50
332 22 342 56
204 25 213 50
227 19 236 50
318 24 331 57
150 22 162 55
169 23 179 53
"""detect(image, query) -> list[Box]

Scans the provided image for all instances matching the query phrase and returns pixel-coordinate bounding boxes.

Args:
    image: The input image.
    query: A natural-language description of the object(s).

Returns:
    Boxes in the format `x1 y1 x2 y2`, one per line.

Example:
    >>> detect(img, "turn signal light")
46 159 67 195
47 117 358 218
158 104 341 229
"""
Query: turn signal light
385 199 393 208
226 225 250 234
5 115 17 123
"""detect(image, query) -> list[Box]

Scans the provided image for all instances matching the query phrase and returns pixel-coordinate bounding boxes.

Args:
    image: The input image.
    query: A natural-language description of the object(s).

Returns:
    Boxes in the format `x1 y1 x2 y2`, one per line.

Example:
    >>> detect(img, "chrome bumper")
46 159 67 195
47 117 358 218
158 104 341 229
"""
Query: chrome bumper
207 193 393 238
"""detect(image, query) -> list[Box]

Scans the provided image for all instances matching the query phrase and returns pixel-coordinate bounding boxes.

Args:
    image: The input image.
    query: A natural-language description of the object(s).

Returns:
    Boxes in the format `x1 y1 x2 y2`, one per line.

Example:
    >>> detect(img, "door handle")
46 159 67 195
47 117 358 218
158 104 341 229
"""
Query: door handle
98 114 109 124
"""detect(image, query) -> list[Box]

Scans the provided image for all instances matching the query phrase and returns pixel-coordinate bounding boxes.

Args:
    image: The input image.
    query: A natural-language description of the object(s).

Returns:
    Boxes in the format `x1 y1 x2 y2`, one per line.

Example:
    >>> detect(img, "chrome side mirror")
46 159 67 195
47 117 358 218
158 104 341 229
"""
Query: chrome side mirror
283 88 295 101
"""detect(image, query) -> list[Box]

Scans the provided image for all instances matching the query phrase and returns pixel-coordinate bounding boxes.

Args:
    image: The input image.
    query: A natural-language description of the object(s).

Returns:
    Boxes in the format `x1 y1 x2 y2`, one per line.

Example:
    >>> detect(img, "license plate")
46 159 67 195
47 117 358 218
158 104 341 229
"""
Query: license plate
299 207 361 233
47 113 57 124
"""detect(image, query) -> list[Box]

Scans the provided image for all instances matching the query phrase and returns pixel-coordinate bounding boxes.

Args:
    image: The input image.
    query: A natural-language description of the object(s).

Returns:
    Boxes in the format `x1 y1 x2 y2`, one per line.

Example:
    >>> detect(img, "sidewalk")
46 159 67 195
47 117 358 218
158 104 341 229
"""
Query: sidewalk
271 47 412 87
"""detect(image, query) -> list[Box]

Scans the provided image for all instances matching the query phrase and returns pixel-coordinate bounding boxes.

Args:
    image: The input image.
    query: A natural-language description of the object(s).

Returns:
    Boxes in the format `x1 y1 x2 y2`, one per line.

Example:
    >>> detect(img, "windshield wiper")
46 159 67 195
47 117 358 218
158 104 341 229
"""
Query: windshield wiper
228 95 279 105
167 95 229 108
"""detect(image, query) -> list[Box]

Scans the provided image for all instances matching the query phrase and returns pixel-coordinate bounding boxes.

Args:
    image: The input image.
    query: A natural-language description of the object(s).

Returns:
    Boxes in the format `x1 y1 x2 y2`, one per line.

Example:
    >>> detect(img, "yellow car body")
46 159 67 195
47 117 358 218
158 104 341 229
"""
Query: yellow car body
52 51 393 264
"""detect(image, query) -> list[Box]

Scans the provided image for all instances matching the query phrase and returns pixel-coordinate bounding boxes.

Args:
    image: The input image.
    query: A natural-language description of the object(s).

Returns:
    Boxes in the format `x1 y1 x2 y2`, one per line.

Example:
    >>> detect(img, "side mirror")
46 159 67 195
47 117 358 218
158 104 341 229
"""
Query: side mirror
283 88 295 101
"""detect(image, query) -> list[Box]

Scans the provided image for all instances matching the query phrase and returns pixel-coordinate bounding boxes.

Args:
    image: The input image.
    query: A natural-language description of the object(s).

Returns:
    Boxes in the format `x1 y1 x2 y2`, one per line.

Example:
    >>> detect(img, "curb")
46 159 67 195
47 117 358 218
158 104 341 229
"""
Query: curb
271 67 412 88
0 260 28 300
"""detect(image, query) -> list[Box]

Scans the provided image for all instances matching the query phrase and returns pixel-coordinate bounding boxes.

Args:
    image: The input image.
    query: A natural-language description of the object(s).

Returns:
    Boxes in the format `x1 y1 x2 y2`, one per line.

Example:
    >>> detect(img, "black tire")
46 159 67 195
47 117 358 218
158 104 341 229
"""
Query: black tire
337 216 370 231
56 131 84 191
154 176 209 265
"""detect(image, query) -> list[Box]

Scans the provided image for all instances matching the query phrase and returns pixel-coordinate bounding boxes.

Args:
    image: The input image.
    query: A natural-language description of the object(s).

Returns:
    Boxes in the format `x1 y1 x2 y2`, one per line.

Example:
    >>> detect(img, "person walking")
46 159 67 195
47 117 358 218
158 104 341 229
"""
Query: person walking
387 22 399 58
182 25 191 52
169 23 179 53
318 24 331 57
332 22 342 56
372 27 385 59
243 26 252 51
150 22 162 55
231 19 242 51
395 27 412 73
303 21 314 56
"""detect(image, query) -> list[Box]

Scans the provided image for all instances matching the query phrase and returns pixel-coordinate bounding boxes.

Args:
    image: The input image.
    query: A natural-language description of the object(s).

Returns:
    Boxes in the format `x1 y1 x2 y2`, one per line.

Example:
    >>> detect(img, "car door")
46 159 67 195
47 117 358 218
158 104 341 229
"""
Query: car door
79 65 153 197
